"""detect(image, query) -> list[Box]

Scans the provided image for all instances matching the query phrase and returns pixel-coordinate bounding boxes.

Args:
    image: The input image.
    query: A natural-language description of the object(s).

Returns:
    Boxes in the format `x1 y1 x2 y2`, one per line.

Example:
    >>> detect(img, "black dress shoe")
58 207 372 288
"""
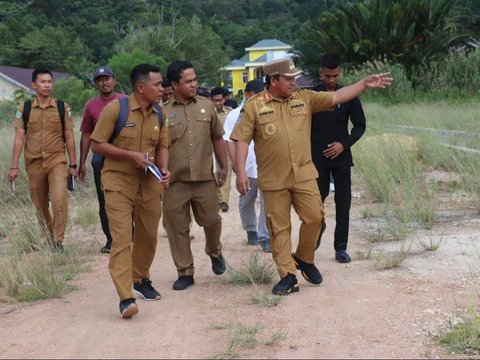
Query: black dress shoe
172 275 195 290
335 250 351 263
292 254 323 285
272 274 299 295
210 254 226 275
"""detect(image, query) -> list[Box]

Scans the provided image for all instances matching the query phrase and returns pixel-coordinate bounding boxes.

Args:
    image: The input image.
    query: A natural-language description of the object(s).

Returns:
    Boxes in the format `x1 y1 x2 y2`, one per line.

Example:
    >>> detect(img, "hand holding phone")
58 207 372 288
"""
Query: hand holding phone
67 175 75 191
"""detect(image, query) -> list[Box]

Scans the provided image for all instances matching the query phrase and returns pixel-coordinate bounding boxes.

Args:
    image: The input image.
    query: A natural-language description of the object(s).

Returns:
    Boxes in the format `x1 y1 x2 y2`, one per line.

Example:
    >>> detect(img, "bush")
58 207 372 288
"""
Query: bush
53 77 96 116
343 57 415 104
0 100 17 126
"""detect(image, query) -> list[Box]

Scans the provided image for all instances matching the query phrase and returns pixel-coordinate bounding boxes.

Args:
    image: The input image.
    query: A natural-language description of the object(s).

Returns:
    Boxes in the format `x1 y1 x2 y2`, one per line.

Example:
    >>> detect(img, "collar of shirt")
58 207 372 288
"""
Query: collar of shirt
32 96 57 109
171 95 198 106
263 89 301 104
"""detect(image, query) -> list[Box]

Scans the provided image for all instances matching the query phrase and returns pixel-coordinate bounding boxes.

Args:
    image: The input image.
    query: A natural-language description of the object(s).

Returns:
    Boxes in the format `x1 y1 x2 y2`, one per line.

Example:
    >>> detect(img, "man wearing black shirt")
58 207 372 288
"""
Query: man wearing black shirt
311 54 366 263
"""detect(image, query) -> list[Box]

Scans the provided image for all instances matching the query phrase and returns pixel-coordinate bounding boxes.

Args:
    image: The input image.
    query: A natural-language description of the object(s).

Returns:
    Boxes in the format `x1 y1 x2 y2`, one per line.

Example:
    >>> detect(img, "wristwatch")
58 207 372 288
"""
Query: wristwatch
69 164 77 169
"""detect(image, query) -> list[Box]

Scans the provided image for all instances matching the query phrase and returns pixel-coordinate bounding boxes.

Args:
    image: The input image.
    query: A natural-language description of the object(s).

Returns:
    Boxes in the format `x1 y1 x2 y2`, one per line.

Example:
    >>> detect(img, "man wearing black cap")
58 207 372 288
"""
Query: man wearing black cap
78 66 127 253
231 57 392 295
223 79 271 252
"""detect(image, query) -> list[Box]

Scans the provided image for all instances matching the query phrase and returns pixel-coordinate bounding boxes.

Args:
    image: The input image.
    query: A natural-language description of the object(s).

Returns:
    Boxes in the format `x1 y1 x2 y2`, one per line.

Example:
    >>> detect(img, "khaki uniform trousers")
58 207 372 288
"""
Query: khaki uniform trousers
26 158 68 242
263 179 324 278
216 157 233 204
163 180 222 276
105 189 162 301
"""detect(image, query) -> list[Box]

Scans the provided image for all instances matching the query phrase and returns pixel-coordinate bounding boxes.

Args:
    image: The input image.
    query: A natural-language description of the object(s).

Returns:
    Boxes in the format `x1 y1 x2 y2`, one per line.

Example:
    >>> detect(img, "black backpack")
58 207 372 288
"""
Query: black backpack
22 99 66 142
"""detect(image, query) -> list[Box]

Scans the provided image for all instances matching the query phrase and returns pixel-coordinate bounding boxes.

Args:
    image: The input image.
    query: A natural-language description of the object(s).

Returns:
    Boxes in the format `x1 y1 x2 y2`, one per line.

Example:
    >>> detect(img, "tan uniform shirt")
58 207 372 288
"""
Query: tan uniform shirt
90 95 169 201
216 106 232 126
163 96 224 183
14 97 74 167
231 88 334 191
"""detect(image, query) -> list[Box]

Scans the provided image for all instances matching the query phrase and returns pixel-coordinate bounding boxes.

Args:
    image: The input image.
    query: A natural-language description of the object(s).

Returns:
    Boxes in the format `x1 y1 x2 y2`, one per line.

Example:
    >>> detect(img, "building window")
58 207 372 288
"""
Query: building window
242 72 248 83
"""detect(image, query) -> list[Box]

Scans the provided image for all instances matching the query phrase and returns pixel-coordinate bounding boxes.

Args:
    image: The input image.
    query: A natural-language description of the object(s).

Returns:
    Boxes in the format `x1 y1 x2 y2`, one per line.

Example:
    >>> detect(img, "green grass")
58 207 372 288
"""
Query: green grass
0 122 98 302
209 321 287 359
438 306 480 356
374 243 411 270
74 206 98 230
248 290 284 307
226 252 276 285
416 234 443 252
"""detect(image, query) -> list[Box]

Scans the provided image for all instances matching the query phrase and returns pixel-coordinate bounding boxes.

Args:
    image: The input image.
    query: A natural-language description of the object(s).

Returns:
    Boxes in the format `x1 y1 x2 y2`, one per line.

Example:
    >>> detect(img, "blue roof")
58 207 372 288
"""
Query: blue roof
227 53 250 67
247 39 291 49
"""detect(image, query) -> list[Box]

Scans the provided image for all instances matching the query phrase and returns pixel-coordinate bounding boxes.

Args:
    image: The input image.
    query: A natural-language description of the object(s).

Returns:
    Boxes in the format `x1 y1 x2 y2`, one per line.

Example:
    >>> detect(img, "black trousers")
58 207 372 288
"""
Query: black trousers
92 159 112 244
316 166 351 251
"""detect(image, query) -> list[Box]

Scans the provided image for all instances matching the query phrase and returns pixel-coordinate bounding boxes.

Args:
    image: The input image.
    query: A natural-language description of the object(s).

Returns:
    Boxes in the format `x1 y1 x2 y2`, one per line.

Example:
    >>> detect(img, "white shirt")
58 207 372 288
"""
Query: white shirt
223 106 258 178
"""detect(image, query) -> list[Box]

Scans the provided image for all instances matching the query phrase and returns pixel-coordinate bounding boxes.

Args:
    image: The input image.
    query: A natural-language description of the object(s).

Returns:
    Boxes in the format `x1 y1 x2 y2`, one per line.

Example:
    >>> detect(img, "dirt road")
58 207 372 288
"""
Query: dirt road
0 190 478 358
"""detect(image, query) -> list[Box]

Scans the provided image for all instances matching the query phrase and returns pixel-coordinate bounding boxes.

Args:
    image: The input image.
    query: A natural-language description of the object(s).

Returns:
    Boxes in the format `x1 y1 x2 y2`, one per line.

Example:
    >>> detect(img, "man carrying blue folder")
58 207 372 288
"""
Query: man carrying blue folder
91 64 170 319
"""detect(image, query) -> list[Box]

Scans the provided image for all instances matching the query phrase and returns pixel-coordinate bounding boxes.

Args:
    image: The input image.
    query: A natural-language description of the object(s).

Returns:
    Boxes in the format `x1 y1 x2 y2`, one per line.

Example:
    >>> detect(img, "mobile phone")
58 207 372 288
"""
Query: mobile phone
67 175 75 191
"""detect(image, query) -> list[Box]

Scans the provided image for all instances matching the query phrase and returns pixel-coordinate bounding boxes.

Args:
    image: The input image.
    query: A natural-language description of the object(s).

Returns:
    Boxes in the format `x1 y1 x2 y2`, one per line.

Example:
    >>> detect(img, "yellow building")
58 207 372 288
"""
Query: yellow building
223 39 293 96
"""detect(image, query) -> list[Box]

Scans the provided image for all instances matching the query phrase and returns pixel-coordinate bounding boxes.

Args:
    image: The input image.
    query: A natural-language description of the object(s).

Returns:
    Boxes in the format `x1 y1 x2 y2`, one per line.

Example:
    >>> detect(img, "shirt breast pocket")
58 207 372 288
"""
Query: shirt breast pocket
116 128 137 149
288 106 307 130
258 116 277 139
168 122 186 140
45 115 62 131
195 116 211 135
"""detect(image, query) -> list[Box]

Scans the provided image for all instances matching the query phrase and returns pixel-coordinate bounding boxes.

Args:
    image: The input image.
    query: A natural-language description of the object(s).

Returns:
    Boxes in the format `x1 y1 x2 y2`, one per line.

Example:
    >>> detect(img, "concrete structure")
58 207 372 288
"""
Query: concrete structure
223 39 293 96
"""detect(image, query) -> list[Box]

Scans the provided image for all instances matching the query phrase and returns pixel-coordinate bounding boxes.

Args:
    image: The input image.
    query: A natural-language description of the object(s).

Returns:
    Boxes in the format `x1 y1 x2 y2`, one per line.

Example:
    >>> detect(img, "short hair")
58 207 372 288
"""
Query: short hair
321 53 341 69
32 68 53 82
162 77 171 88
167 60 194 83
265 74 280 87
210 86 225 97
130 63 160 89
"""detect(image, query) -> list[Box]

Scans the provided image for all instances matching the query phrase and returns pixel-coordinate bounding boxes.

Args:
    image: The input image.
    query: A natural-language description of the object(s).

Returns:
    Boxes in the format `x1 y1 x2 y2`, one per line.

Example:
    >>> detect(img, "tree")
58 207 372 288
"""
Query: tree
108 49 168 93
15 25 90 71
299 0 476 77
53 77 96 115
115 14 231 86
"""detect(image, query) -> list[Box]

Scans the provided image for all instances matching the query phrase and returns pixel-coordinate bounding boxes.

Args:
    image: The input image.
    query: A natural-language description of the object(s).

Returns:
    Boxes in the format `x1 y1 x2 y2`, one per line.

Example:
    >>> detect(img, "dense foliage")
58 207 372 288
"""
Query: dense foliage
0 0 479 109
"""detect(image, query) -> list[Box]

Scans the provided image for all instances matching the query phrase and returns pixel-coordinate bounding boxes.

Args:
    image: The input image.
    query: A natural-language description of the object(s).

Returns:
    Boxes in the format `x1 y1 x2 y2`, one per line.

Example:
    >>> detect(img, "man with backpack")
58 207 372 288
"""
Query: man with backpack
78 66 127 254
91 64 170 319
8 68 77 252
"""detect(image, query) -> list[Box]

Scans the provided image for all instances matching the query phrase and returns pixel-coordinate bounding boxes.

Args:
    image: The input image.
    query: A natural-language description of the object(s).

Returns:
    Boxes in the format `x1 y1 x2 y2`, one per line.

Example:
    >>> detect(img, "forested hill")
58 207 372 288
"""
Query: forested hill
0 0 326 78
0 0 478 90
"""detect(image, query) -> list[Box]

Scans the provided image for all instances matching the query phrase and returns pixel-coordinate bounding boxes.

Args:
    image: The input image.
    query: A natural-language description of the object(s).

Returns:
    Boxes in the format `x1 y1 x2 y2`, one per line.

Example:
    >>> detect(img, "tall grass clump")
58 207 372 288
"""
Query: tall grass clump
0 100 17 126
249 291 284 307
416 134 465 173
344 49 480 104
227 252 276 285
374 243 411 269
355 134 419 203
74 206 98 230
210 322 287 359
343 57 415 104
462 160 480 213
414 49 480 101
438 305 480 356
0 236 95 302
